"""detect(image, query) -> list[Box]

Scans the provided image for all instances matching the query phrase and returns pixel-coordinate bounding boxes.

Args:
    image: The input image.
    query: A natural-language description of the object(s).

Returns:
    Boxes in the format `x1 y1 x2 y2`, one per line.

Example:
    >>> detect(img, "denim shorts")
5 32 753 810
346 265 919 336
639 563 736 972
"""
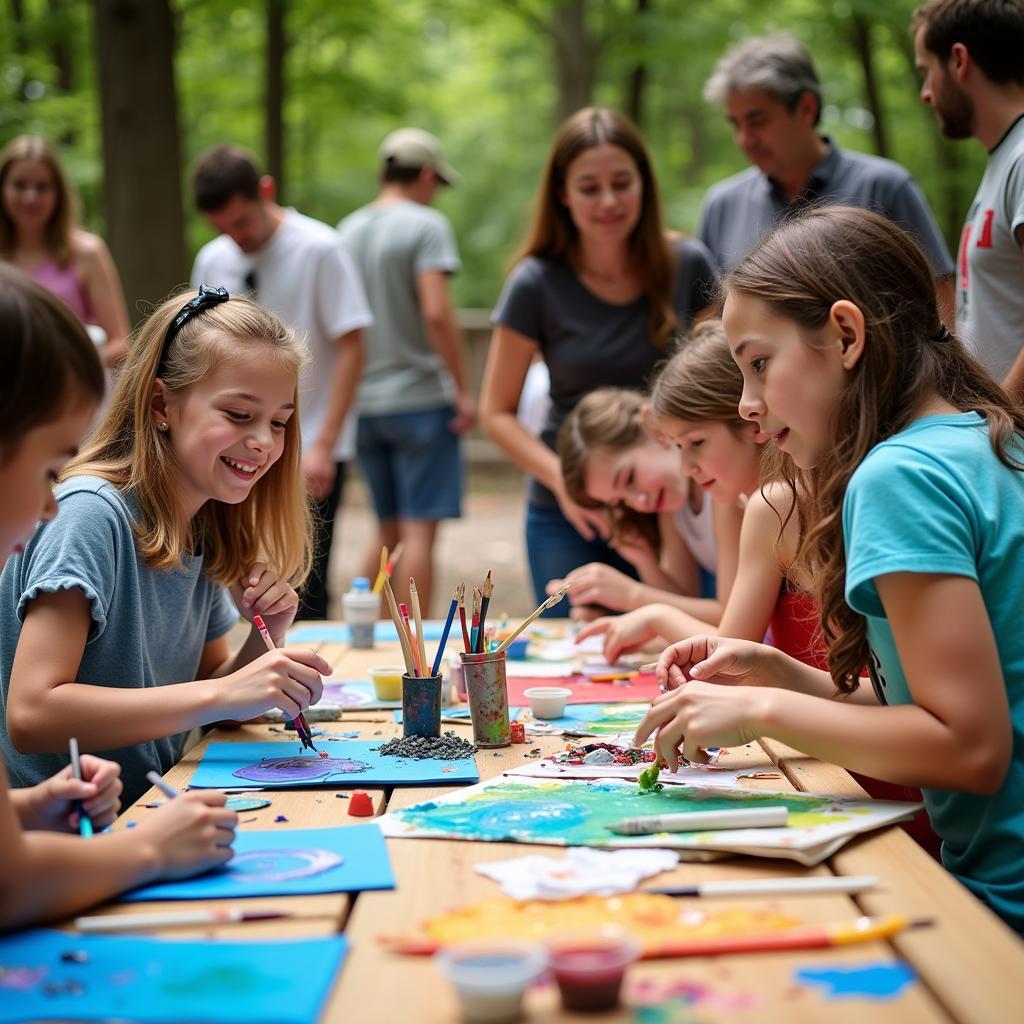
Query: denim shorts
356 405 463 521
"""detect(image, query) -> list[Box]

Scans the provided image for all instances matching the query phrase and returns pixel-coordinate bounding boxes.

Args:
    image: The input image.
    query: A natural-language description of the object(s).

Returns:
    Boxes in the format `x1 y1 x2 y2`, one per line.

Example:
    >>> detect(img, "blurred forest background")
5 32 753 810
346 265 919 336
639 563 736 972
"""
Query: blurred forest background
1 0 982 322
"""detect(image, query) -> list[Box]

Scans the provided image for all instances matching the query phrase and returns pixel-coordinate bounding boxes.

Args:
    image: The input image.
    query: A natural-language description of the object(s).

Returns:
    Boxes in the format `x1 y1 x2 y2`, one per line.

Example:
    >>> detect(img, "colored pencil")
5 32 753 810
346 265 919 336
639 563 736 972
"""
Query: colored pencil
371 545 389 595
642 875 879 898
495 584 571 653
74 908 292 933
589 672 639 682
645 914 932 958
399 602 422 675
476 571 493 653
145 770 180 800
431 582 462 678
608 806 788 835
68 737 93 838
469 586 481 655
383 578 417 676
252 615 317 752
409 578 428 677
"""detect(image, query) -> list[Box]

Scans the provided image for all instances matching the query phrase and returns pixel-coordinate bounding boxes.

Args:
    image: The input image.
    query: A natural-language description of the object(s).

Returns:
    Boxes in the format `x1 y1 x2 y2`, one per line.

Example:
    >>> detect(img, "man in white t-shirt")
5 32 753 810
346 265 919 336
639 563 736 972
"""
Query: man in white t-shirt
914 1 1024 396
191 145 372 618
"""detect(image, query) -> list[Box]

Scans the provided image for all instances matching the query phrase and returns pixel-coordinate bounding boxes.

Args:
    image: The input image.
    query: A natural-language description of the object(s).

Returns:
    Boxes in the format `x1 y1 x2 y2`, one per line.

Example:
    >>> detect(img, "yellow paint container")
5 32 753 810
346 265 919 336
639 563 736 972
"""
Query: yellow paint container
368 665 404 701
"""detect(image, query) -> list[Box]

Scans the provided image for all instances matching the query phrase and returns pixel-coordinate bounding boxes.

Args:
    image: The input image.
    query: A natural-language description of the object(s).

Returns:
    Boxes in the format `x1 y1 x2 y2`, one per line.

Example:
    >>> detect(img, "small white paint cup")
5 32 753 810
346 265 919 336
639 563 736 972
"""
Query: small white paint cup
523 686 572 720
436 941 547 1023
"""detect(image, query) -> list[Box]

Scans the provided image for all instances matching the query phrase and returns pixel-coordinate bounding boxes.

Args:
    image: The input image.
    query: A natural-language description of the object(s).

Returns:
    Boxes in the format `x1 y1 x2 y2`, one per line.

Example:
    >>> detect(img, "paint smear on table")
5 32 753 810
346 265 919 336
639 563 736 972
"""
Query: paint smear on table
794 962 917 1001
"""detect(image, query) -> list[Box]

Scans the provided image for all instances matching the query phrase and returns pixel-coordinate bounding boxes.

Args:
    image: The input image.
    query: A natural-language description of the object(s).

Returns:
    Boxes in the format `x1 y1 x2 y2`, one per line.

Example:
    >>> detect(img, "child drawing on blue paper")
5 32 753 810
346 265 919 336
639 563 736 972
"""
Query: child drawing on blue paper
637 207 1024 934
0 285 331 807
0 265 238 929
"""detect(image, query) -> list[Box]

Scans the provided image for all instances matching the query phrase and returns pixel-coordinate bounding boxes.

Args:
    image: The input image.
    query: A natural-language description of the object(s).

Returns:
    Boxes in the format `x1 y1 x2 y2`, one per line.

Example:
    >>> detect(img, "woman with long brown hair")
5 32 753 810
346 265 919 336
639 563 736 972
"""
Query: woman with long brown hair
480 107 717 609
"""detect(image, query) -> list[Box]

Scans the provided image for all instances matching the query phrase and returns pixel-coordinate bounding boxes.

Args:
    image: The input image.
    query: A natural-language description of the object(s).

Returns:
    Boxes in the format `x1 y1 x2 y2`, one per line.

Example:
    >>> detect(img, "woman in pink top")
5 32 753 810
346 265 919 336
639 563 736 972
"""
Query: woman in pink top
0 136 129 368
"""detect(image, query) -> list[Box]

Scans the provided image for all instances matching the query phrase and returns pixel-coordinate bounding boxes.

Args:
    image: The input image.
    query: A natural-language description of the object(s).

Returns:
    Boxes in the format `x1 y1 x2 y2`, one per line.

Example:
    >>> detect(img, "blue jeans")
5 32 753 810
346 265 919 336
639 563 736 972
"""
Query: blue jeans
525 501 638 615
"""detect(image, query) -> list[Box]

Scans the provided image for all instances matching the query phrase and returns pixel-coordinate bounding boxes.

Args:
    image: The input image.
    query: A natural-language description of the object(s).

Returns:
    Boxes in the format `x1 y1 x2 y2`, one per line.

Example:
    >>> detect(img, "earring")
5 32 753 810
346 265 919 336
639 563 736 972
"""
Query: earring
158 421 168 431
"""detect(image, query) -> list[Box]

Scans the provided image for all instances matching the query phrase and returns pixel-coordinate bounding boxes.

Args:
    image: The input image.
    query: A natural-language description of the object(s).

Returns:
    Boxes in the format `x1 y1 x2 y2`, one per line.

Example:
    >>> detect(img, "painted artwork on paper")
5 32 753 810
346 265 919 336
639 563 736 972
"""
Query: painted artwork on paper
505 673 662 707
120 824 394 901
389 894 800 956
188 741 479 789
520 703 651 736
378 777 921 865
0 930 345 1024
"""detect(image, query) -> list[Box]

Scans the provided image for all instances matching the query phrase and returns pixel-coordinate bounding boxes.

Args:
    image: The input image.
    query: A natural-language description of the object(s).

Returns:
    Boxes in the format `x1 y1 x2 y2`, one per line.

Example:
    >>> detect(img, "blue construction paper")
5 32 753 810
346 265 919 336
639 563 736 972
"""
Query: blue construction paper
188 740 479 789
120 824 394 902
289 620 447 644
794 962 917 1001
0 930 345 1023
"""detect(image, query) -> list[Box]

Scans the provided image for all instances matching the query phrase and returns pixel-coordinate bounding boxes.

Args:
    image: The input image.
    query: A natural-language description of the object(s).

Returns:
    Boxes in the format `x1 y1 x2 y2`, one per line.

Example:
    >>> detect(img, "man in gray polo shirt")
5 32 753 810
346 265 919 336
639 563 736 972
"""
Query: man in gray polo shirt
698 33 954 316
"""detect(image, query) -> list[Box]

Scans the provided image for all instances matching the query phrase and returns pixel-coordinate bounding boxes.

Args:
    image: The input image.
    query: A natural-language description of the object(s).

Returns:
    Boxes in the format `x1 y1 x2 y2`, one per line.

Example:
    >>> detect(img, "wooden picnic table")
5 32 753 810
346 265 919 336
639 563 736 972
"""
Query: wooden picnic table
75 625 1024 1022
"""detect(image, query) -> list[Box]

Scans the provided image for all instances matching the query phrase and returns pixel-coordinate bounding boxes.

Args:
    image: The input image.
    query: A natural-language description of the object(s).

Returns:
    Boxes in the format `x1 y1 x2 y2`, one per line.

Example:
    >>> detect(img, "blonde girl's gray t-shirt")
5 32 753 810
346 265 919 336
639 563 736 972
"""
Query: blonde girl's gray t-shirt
0 476 238 806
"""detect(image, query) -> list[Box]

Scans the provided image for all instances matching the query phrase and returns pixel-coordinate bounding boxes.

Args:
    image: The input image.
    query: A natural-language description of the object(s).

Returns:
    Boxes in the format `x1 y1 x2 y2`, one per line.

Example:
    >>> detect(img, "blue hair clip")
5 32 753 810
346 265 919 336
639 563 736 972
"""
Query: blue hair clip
157 285 230 373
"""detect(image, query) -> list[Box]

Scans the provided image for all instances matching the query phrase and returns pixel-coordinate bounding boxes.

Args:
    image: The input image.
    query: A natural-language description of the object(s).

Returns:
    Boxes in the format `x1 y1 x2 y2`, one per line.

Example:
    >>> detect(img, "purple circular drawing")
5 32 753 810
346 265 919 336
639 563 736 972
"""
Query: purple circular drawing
231 756 368 783
227 848 343 882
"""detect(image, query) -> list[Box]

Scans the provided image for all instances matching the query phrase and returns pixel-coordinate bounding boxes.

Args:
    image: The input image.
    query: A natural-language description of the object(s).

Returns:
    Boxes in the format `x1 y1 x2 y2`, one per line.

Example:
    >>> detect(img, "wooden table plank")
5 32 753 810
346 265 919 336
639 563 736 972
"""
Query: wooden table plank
761 738 1024 1024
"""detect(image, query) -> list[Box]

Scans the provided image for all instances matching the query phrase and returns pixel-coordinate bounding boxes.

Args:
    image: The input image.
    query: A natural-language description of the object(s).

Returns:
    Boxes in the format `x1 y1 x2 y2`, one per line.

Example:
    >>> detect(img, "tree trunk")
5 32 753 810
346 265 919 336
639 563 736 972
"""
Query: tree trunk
47 0 76 144
849 14 889 157
94 0 186 322
552 0 601 124
265 0 285 200
624 0 650 128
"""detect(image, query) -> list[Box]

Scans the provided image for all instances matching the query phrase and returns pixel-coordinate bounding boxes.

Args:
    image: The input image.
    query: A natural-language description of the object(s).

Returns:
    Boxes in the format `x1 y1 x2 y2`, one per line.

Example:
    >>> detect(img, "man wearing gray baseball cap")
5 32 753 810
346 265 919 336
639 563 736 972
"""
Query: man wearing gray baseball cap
338 129 472 613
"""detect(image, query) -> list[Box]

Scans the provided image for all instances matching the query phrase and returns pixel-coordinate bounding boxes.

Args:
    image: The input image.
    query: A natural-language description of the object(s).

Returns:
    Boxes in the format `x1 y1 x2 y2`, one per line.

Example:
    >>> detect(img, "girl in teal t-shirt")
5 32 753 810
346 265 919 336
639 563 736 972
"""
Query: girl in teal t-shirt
634 206 1024 934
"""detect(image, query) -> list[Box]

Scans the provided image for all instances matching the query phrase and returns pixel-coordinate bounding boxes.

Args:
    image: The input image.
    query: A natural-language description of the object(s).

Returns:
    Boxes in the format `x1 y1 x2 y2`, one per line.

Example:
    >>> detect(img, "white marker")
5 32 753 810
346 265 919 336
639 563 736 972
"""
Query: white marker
74 907 289 932
643 875 879 898
607 805 788 835
145 770 180 800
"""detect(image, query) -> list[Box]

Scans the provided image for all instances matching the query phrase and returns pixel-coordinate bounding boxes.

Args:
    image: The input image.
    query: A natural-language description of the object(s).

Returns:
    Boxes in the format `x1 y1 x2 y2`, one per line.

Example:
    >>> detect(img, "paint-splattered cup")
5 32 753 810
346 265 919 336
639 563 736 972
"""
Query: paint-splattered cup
436 941 548 1023
523 686 572 720
461 649 512 747
547 930 640 1011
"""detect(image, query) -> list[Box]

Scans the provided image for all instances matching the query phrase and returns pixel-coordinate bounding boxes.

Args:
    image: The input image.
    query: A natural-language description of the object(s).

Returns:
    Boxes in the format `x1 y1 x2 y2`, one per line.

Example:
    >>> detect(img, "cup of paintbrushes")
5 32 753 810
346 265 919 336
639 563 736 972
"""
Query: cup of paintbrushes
402 673 443 738
460 648 511 748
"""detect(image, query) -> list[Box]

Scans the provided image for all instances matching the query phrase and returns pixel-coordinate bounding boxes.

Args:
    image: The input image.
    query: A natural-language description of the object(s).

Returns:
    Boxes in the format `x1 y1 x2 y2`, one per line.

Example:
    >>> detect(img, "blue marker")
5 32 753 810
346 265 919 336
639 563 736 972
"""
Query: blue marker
68 737 94 837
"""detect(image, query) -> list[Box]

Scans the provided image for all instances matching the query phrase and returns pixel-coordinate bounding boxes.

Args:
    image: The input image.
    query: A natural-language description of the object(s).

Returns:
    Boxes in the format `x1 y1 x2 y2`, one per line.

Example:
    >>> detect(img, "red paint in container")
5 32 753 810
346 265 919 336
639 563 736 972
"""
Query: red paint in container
547 933 640 1012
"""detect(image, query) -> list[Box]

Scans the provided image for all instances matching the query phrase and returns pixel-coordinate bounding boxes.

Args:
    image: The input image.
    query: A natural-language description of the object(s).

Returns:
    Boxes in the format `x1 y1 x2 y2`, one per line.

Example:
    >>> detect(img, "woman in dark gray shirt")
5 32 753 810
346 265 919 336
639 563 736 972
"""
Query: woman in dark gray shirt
481 107 718 609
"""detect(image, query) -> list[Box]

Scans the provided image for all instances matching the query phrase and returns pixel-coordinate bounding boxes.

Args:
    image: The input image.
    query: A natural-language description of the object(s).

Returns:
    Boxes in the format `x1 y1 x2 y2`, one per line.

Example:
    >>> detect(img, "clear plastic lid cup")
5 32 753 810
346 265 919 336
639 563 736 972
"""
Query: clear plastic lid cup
436 941 548 1023
522 686 572 720
546 929 641 1012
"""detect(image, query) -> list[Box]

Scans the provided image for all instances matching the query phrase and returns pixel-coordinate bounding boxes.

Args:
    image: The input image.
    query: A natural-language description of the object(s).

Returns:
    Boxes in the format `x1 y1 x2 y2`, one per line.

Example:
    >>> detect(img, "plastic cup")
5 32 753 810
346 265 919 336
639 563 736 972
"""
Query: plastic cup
523 686 572 720
367 666 404 702
436 941 547 1023
547 931 640 1012
342 590 379 649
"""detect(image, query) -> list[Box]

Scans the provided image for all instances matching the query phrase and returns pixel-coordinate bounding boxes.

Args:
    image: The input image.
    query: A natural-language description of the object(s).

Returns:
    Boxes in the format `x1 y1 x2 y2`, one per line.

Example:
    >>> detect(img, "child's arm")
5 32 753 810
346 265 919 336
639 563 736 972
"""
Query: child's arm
637 574 1011 793
0 774 237 930
6 589 330 752
577 604 713 664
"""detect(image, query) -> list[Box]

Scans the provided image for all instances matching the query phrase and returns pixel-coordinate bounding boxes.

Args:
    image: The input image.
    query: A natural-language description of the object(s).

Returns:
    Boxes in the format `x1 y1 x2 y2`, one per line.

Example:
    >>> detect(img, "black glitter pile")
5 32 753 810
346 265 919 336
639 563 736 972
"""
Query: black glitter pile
375 731 477 760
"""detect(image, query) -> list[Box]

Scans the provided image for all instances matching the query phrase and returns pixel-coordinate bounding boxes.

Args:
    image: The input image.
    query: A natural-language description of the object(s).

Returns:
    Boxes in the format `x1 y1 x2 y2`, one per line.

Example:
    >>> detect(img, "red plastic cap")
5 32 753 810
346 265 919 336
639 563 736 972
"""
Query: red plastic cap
348 790 375 816
510 721 526 744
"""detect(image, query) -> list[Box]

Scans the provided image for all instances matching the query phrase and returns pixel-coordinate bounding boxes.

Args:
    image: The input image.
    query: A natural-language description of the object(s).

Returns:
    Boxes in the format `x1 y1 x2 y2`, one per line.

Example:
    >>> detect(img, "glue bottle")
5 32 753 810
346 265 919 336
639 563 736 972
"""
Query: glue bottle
342 576 378 649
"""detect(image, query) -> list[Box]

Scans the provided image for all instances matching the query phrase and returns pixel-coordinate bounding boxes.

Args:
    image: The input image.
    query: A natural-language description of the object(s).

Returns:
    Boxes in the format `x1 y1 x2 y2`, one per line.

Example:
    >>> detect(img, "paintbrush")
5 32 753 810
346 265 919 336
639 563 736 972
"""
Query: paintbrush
68 737 93 838
252 615 318 753
383 578 417 675
409 578 428 677
496 584 571 653
398 602 422 675
371 545 389 595
431 582 462 677
476 570 493 653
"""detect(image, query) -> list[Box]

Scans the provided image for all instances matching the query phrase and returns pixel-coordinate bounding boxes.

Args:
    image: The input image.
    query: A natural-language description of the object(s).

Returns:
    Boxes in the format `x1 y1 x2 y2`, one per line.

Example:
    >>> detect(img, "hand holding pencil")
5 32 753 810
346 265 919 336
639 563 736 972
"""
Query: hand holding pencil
23 752 123 834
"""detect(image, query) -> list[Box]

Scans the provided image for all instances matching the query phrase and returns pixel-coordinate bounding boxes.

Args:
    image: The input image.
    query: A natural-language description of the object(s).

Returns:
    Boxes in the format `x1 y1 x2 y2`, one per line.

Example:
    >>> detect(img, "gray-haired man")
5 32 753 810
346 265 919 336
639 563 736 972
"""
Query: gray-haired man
698 33 954 316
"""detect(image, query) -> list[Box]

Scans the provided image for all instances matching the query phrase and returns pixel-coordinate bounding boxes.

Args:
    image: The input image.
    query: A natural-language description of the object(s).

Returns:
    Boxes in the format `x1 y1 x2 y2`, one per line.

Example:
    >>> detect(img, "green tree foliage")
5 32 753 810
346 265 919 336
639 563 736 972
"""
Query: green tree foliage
0 0 985 311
